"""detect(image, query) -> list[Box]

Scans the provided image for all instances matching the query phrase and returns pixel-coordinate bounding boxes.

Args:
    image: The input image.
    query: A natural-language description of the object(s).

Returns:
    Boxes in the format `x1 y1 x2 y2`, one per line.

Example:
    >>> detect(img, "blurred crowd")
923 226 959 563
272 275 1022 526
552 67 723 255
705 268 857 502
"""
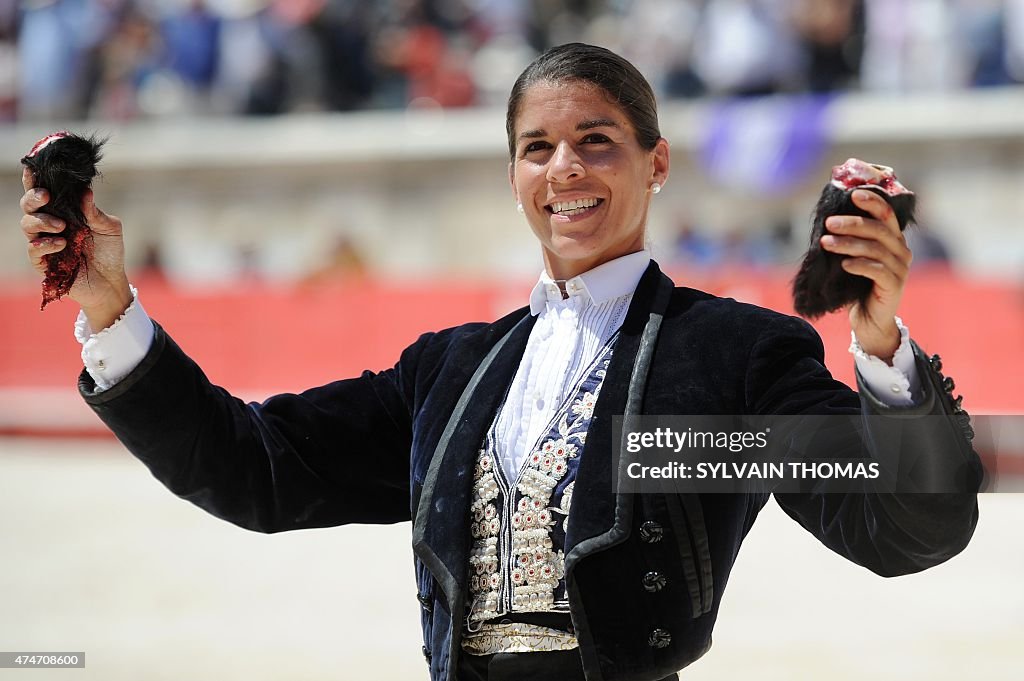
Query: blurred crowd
7 0 1024 123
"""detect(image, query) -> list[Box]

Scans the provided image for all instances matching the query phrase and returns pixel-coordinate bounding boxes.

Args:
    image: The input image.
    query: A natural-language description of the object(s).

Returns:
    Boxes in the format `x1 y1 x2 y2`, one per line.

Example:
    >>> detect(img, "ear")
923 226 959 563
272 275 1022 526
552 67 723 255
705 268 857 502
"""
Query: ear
508 161 517 200
651 137 670 188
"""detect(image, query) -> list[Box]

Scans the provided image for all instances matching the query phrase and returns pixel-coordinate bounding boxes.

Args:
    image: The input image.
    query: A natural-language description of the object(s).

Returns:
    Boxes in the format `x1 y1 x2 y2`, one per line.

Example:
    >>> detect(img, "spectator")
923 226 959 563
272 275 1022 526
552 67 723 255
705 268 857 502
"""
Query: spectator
161 0 221 92
89 2 161 120
861 0 962 91
788 0 865 92
18 0 98 120
691 0 804 96
955 0 1013 86
672 222 726 269
1008 0 1024 82
0 0 16 120
212 1 276 115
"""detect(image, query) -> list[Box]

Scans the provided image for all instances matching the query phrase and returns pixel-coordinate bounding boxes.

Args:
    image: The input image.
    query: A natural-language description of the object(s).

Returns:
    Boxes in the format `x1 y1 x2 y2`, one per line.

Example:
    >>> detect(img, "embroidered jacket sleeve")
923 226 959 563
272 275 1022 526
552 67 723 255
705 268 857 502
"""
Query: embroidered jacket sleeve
749 315 982 577
79 321 452 533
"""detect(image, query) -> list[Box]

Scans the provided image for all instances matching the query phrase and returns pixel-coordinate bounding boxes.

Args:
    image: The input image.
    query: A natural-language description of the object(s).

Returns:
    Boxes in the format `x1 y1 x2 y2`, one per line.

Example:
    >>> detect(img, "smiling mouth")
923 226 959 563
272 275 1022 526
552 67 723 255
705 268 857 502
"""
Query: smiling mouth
546 197 604 217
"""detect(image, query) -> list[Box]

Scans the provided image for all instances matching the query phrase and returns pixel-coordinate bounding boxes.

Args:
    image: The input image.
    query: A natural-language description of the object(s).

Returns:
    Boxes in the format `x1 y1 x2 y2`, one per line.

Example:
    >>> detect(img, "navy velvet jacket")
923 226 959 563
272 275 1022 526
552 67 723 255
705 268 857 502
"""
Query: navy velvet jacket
80 262 981 681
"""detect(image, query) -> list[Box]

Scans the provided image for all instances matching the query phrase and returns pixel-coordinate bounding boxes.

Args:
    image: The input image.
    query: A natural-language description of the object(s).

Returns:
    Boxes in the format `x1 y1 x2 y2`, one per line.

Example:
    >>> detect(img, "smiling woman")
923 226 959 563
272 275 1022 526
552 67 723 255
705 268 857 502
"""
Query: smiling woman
510 80 669 280
505 45 670 280
17 43 982 681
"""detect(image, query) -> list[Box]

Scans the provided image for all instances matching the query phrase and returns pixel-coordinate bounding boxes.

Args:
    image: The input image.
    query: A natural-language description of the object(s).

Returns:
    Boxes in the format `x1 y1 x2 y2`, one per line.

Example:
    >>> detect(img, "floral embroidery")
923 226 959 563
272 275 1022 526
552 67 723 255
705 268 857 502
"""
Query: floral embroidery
571 391 597 420
466 343 615 626
462 622 578 655
468 450 502 616
553 481 574 533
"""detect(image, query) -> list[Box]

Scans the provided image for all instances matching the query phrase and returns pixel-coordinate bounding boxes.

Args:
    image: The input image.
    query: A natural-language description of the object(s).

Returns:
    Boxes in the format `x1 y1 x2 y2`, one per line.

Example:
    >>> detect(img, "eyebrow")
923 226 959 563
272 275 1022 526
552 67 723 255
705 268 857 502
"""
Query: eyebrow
517 118 621 141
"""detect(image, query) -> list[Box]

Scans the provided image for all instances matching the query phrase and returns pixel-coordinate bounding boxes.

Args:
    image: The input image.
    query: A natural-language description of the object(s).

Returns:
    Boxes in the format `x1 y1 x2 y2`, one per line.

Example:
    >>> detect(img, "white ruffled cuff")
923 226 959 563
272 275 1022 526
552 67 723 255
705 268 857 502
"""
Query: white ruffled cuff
849 316 921 406
75 285 155 392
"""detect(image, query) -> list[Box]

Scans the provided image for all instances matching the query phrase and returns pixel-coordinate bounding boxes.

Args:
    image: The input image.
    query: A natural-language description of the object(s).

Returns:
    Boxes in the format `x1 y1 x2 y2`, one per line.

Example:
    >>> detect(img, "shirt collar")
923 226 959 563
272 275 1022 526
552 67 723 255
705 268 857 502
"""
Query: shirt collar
529 250 651 316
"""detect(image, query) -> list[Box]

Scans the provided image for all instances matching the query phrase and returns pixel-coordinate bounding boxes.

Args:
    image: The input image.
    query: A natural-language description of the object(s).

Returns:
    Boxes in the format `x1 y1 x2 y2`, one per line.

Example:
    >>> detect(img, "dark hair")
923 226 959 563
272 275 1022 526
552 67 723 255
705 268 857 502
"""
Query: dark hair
505 43 662 159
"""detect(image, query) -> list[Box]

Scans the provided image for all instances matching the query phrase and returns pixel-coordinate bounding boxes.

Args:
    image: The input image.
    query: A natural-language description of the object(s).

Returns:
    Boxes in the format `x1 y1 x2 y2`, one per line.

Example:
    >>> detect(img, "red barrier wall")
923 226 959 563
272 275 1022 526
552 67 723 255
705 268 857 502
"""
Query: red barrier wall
1 268 1021 435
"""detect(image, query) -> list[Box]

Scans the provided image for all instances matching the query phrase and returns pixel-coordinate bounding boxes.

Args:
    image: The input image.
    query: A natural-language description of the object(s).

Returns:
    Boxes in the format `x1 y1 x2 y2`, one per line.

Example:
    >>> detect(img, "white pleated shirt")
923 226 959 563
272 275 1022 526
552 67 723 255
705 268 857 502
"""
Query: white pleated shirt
491 251 647 480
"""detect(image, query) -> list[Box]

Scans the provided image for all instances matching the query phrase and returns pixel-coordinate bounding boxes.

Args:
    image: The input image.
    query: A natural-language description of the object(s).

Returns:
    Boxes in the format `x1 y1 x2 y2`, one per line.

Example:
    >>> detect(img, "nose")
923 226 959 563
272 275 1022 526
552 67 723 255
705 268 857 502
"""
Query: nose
546 141 586 184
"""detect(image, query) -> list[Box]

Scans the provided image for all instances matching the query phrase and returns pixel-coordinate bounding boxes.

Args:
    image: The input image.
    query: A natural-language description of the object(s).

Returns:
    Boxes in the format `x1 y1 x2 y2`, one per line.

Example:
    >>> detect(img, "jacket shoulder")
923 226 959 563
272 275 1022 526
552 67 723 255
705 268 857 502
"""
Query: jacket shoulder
402 306 529 372
394 306 530 405
666 286 822 349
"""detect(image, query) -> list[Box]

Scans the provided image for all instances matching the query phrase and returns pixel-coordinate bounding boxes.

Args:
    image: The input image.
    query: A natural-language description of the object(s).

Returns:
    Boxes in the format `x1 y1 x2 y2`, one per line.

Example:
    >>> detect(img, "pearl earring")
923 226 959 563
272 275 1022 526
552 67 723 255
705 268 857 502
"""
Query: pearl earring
516 202 525 214
650 183 662 195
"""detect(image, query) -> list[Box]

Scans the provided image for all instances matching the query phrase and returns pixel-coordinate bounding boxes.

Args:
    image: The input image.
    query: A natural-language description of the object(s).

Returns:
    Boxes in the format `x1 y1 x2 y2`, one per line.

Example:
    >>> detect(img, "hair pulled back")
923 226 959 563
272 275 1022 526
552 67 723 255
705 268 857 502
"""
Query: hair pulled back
506 43 662 159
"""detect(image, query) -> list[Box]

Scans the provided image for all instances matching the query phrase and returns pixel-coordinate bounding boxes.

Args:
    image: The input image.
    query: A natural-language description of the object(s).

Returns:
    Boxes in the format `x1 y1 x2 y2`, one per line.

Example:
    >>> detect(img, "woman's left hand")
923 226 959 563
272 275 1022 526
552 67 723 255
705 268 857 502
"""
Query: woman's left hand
820 189 913 364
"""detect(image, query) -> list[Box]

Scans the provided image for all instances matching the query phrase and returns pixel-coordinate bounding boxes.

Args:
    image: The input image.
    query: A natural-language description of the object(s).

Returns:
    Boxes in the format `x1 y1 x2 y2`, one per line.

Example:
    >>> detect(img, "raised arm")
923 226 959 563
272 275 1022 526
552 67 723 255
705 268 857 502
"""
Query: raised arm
20 168 420 533
758 185 982 575
80 322 421 533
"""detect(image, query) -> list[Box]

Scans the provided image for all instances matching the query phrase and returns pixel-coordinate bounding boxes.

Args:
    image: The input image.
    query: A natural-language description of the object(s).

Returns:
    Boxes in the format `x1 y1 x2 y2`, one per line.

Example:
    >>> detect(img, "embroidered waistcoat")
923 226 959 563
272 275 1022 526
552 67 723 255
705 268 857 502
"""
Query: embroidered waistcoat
464 337 616 639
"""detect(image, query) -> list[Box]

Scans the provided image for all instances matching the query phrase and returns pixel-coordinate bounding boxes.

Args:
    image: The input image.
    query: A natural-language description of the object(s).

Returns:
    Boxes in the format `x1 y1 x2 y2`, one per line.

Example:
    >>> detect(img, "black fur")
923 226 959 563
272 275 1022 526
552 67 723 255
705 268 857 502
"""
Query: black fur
792 183 916 319
21 133 106 308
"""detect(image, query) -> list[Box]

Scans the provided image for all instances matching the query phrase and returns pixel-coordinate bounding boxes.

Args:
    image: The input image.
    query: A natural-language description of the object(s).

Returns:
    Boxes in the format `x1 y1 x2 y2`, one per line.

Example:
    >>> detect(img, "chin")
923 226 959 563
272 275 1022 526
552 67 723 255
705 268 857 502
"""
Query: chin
548 237 604 261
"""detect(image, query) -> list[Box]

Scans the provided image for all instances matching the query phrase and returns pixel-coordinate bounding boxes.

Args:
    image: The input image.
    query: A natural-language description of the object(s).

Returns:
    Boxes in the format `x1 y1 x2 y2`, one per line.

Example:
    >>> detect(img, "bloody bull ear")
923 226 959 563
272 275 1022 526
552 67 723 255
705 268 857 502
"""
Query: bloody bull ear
21 131 106 310
830 158 914 198
791 159 917 319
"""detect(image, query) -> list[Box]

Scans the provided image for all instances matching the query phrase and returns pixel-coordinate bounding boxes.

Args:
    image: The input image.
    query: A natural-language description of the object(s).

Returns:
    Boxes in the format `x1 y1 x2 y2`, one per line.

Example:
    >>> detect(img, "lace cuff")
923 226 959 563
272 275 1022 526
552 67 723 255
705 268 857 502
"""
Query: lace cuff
75 285 155 391
849 316 921 405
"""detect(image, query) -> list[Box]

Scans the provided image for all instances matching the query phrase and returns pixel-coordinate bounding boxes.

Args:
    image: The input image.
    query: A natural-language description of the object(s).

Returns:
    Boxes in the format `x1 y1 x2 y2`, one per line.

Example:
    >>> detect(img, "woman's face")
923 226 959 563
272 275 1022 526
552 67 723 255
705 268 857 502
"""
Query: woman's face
509 80 670 279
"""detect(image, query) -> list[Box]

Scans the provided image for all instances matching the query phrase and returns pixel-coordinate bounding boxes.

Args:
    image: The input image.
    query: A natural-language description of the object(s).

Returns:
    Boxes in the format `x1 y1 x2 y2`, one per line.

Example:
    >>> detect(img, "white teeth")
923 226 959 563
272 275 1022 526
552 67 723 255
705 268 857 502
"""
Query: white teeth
550 198 599 215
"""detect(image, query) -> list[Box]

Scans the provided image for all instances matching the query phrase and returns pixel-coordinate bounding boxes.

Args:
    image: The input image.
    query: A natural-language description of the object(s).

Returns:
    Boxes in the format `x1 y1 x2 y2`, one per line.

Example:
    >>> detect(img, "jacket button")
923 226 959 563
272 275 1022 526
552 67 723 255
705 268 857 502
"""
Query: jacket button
942 376 956 393
648 629 672 649
422 645 432 662
417 592 433 612
929 354 942 372
642 571 667 593
639 521 664 543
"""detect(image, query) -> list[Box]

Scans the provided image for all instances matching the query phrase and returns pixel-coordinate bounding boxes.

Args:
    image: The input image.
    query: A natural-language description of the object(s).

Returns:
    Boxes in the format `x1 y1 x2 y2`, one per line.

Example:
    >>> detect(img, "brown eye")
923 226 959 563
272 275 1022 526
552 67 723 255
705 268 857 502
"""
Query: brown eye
582 133 611 144
523 141 550 154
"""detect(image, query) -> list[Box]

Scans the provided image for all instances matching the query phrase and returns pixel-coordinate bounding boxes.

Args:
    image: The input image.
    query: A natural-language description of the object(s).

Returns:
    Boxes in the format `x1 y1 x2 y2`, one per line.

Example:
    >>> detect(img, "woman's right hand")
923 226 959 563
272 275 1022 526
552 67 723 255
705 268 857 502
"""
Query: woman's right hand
20 167 133 330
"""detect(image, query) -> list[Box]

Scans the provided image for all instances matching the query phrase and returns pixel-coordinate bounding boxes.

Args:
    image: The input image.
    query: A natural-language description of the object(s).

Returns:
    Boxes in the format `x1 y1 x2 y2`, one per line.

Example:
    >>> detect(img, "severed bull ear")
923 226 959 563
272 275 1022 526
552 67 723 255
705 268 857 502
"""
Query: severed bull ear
792 159 916 319
21 131 106 310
